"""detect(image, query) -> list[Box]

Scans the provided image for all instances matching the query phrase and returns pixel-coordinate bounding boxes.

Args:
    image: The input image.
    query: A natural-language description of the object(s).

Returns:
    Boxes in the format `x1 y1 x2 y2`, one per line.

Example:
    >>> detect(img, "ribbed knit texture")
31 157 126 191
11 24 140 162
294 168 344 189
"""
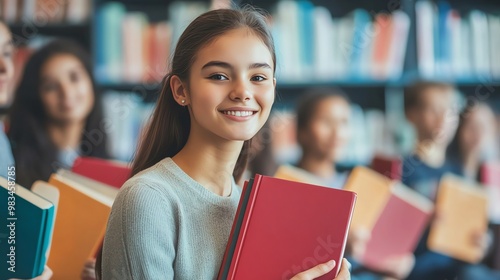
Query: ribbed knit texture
100 157 241 279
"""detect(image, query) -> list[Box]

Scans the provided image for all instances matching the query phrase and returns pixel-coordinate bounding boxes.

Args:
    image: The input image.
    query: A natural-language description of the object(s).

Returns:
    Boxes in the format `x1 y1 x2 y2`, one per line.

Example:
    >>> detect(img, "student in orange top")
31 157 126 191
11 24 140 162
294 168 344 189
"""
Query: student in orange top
97 7 350 280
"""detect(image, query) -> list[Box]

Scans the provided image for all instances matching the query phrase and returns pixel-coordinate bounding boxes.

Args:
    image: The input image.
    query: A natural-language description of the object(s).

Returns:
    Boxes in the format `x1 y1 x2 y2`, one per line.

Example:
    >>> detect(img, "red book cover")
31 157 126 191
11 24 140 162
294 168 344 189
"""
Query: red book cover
371 154 402 180
480 162 500 224
71 157 131 189
219 174 356 280
362 183 433 270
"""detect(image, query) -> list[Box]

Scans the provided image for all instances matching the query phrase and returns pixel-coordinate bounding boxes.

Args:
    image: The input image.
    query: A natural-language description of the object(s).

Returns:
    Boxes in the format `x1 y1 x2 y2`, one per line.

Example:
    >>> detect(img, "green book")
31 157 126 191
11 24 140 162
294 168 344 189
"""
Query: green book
0 176 55 279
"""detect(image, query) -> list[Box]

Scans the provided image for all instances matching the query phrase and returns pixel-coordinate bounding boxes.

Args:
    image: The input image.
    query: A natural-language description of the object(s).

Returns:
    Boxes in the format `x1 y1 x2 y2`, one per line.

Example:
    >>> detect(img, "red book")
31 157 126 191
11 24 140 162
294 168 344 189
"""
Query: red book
370 154 402 180
480 162 500 224
362 183 433 270
218 174 356 280
71 157 131 189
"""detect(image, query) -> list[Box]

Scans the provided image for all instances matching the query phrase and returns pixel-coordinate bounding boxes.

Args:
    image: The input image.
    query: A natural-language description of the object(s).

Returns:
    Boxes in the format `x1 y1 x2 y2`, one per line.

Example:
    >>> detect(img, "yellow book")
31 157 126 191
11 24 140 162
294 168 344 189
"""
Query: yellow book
342 166 393 232
274 165 324 185
428 173 488 263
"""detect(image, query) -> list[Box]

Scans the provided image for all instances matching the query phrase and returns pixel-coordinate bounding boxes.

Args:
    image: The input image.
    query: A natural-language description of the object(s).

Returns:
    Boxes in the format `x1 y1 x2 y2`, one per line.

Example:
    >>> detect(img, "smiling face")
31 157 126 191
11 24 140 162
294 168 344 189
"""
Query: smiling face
39 54 94 125
0 22 14 105
181 27 275 142
299 96 351 161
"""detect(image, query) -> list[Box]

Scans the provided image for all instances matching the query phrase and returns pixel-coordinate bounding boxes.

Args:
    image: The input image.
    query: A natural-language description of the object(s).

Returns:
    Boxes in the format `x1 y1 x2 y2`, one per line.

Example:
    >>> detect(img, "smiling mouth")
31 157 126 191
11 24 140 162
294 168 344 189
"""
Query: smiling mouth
220 110 257 117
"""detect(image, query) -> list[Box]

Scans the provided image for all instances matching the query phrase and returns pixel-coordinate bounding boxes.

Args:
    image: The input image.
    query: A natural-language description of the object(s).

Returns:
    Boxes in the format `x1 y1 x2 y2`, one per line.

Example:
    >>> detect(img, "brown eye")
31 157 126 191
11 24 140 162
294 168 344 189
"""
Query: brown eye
251 75 266 82
208 74 228 81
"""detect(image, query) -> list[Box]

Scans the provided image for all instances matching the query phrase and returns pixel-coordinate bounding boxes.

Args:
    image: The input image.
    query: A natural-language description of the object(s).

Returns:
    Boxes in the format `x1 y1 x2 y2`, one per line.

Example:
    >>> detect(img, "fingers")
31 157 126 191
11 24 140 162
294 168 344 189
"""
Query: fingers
290 260 336 280
335 259 351 280
81 259 97 280
38 266 53 280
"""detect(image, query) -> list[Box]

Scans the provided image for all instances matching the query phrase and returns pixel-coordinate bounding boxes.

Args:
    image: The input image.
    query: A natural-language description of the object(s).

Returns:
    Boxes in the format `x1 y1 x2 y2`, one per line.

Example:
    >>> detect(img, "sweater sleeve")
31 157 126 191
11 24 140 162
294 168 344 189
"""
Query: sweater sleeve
100 183 177 279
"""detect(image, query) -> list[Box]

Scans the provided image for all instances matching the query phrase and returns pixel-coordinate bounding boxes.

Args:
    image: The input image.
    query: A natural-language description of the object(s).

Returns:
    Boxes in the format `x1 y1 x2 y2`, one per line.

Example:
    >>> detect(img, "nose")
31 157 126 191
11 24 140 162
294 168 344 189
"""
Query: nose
59 81 75 102
229 78 251 102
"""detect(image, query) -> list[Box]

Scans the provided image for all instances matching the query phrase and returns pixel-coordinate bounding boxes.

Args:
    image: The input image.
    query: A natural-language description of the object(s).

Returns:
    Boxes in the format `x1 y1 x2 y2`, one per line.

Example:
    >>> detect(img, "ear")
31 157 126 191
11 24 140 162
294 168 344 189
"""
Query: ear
170 75 190 106
273 77 277 88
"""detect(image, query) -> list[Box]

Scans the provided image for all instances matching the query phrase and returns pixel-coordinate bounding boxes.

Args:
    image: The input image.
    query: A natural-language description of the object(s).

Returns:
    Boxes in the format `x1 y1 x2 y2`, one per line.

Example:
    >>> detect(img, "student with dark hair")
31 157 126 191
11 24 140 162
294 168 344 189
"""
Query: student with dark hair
98 8 350 280
295 89 415 280
295 88 351 188
0 20 53 280
403 81 500 280
8 39 109 188
447 101 498 181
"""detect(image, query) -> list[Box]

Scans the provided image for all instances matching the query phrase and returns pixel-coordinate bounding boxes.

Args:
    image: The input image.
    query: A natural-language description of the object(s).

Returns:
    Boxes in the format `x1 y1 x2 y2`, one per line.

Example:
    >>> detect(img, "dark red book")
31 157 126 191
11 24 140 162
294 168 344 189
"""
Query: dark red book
218 174 356 280
71 157 131 189
370 154 402 180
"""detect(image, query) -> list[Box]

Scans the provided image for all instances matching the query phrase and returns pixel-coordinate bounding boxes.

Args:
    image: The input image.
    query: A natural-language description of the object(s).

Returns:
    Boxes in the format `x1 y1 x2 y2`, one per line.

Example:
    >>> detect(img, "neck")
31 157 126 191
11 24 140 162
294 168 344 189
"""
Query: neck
46 121 85 151
298 153 336 179
461 150 480 179
173 126 243 197
414 139 447 168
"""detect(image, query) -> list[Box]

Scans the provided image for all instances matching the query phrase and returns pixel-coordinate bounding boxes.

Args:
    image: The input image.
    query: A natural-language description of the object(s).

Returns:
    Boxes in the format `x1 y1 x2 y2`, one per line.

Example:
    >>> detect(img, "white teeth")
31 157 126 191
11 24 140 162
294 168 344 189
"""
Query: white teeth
223 110 254 116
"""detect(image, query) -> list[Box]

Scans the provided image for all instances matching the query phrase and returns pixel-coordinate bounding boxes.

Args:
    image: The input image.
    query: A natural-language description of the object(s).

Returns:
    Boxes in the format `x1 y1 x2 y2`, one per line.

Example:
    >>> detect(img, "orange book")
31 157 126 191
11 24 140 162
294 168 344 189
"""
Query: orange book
343 166 393 232
274 165 324 185
428 174 488 263
46 172 118 279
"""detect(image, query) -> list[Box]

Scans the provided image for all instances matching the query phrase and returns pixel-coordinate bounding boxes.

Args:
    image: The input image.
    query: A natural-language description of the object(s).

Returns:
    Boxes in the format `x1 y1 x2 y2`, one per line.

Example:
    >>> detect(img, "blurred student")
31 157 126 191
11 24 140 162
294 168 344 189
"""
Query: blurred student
294 89 414 280
295 88 351 188
8 39 109 188
0 20 53 280
0 21 15 179
403 81 500 280
447 102 498 181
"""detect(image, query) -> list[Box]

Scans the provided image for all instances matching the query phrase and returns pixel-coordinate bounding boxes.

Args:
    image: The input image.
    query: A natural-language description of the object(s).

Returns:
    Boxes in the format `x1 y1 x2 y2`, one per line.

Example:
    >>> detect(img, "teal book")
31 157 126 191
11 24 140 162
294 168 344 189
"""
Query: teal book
0 177 55 279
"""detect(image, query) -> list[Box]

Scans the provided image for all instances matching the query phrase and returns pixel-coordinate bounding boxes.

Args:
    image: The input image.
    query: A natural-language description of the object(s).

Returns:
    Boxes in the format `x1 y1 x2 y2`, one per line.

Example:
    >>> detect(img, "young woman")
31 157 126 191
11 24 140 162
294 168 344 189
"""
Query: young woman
447 102 498 180
0 20 52 280
98 8 350 280
295 88 352 188
8 39 109 188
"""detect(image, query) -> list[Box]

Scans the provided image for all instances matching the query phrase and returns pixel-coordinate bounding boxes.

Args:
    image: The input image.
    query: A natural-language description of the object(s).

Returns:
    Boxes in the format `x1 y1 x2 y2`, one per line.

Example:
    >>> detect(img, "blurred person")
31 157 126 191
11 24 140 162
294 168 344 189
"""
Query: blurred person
8 39 109 188
447 102 498 181
295 88 351 188
403 81 500 280
0 20 53 280
295 89 415 280
0 21 15 179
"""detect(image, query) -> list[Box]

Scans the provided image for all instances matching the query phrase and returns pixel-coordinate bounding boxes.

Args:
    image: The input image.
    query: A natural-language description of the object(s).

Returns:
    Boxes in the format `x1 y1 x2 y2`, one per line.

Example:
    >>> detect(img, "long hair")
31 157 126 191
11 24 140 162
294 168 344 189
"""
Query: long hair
8 39 108 187
131 7 276 183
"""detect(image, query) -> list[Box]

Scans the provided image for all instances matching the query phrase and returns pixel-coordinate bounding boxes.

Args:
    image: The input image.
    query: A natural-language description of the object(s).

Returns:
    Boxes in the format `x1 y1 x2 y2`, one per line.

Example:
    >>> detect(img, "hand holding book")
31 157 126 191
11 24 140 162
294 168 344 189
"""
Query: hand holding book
290 259 351 280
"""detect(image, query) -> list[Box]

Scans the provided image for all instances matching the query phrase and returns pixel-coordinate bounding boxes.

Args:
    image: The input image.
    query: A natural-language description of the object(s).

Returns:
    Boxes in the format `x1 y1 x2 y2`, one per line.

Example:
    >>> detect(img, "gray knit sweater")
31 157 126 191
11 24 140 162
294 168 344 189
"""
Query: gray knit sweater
100 157 241 280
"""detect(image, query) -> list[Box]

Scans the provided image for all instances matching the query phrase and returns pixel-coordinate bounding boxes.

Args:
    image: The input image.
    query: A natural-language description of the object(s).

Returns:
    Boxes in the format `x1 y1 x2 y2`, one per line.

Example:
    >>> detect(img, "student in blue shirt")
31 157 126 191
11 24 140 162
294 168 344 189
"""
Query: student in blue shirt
403 81 500 279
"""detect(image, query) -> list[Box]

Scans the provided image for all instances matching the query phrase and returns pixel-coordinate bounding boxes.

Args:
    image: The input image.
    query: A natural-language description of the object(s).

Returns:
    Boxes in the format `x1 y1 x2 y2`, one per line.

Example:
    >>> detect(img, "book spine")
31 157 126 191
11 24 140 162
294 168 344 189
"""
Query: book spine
228 174 263 280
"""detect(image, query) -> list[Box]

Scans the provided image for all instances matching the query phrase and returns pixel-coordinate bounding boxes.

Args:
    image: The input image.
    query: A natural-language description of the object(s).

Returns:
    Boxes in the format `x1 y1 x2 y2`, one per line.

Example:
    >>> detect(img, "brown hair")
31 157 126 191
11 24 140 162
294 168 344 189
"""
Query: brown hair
131 7 276 183
404 81 456 113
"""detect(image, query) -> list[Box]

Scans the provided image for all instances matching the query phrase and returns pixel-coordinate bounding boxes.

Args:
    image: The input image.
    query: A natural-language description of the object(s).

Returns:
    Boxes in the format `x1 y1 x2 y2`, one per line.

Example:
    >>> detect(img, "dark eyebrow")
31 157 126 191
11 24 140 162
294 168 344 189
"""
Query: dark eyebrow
201 61 272 71
249 63 272 70
201 61 232 70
